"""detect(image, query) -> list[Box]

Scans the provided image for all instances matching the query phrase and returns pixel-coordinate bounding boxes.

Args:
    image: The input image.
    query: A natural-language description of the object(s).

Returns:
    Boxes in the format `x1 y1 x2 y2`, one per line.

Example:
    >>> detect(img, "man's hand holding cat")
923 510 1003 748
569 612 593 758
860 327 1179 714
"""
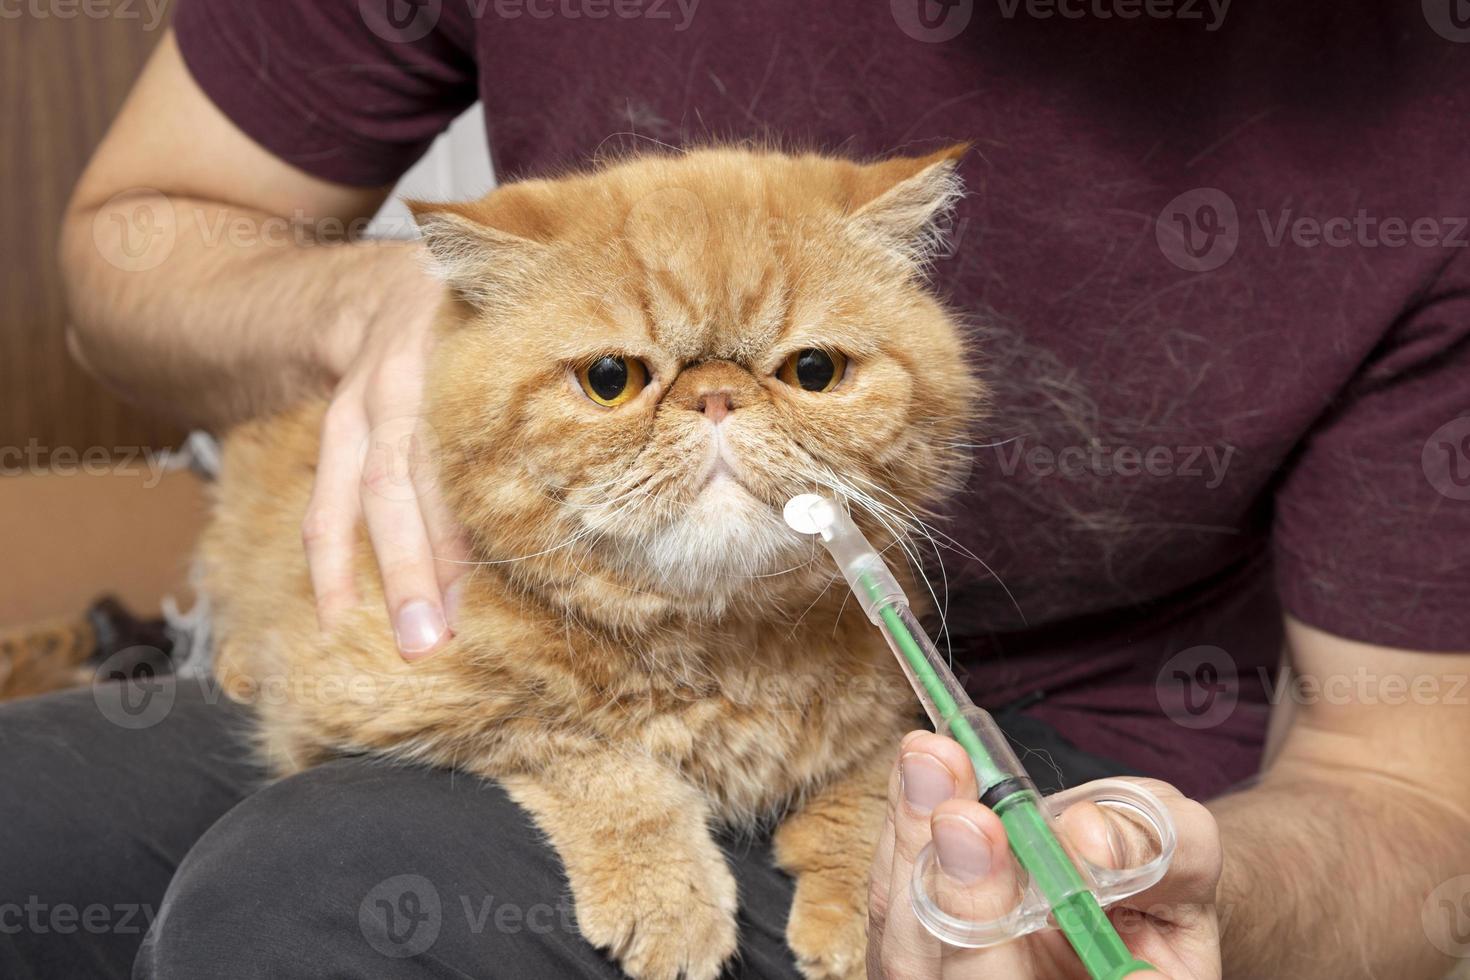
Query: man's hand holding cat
867 732 1223 979
302 248 471 658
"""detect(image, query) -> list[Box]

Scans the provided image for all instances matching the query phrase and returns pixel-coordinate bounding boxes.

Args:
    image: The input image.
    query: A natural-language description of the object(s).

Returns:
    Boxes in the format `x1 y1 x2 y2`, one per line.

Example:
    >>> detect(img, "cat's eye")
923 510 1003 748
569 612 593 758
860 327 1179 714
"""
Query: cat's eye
778 349 847 393
577 355 649 407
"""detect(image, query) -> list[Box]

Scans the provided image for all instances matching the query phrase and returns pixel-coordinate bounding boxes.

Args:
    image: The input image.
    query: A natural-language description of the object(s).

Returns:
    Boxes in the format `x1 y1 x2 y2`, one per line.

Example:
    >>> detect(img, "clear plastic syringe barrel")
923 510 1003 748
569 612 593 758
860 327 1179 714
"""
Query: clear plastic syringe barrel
784 495 1149 979
869 596 1021 791
782 495 1027 790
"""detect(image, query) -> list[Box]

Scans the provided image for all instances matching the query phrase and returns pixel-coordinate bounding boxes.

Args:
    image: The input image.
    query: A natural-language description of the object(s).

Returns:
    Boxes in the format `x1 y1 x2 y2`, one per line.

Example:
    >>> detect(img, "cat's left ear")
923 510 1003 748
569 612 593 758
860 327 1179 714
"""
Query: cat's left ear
407 198 550 308
848 143 969 265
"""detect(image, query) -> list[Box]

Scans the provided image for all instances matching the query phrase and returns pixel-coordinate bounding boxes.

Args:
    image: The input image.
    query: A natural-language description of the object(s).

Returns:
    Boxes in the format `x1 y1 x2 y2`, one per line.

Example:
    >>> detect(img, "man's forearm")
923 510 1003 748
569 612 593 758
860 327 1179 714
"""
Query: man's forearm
60 194 435 429
1210 770 1467 979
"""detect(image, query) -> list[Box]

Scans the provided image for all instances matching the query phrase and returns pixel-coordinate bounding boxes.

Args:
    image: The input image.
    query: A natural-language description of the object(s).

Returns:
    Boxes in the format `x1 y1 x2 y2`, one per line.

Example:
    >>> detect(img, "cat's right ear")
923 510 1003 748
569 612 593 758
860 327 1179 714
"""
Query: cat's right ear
847 143 969 268
407 199 549 308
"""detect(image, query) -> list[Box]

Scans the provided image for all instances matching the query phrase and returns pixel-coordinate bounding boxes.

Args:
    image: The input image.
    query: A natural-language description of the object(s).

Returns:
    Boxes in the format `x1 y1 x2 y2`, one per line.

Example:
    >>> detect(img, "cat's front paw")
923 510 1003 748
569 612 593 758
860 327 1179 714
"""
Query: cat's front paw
570 839 738 980
786 871 869 980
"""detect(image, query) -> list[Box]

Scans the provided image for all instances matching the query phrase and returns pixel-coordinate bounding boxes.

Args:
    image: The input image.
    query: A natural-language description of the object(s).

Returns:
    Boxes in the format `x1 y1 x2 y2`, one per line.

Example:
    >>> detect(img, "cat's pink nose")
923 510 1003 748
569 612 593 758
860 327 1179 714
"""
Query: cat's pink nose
698 391 733 423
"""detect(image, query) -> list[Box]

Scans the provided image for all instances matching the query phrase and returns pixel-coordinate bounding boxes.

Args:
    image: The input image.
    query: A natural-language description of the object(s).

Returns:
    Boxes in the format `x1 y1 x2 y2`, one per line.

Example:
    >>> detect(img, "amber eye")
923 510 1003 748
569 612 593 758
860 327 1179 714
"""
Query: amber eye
778 349 847 393
577 356 649 407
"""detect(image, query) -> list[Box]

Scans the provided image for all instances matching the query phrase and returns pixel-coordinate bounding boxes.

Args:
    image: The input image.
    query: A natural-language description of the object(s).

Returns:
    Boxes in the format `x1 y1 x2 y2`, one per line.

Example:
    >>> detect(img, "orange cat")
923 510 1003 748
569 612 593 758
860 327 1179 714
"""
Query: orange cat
201 144 975 980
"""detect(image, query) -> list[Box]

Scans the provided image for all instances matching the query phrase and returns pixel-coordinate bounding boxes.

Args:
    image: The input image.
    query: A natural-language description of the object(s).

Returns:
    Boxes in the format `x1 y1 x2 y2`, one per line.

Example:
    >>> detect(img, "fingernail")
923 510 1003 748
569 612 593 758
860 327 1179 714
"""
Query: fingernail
901 753 955 814
395 600 446 658
900 730 926 752
443 578 465 629
933 815 992 884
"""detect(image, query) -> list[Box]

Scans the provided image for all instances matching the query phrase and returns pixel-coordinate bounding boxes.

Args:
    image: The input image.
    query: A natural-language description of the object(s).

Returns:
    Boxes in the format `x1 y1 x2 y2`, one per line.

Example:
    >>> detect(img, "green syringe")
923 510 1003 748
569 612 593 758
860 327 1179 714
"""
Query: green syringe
783 494 1168 980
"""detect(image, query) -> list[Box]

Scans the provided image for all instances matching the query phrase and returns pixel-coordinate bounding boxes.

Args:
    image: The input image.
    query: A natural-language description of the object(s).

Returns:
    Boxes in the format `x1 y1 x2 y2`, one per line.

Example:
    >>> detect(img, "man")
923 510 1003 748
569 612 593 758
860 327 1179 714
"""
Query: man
2 0 1466 977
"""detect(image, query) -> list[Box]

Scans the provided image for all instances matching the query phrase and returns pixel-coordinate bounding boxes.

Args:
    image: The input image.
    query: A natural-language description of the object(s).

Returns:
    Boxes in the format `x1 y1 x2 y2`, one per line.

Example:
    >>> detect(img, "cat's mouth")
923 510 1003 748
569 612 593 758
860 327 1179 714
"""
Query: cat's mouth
696 429 750 493
701 456 740 488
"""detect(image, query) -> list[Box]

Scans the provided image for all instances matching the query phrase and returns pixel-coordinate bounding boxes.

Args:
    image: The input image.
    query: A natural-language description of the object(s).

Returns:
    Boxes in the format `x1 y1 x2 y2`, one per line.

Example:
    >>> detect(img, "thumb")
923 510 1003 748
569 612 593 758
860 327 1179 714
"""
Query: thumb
1054 777 1222 911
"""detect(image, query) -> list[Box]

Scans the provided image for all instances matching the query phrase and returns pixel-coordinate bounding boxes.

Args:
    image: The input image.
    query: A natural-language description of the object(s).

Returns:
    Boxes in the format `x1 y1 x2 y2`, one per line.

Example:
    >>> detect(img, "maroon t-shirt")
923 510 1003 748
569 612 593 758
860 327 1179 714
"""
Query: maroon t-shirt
174 0 1470 799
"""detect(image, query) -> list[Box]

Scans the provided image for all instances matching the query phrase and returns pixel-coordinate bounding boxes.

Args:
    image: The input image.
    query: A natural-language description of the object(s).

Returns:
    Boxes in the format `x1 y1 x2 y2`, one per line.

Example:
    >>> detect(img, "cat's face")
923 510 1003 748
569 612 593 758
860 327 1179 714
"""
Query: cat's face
417 147 975 621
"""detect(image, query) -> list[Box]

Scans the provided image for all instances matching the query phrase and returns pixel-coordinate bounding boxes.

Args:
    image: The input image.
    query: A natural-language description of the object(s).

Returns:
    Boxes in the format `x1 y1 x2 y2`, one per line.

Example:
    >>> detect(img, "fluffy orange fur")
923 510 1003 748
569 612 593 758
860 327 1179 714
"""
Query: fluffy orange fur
0 616 94 701
202 144 976 980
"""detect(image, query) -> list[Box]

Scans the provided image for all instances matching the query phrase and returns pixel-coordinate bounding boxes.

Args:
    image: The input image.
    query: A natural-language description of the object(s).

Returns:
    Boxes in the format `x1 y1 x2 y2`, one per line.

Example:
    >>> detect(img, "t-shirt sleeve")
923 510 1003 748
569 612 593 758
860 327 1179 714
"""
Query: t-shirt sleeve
1272 258 1470 652
173 0 478 187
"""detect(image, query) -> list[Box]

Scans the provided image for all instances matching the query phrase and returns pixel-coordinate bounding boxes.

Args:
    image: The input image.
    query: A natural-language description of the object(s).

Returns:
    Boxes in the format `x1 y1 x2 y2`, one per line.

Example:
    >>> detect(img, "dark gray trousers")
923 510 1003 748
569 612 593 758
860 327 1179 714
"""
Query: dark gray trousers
0 678 1129 979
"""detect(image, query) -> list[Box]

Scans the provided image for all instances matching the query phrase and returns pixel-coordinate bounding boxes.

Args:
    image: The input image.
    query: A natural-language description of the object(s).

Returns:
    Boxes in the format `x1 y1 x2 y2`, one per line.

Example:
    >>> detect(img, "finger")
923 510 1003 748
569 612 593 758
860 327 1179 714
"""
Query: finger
868 730 927 940
405 427 472 622
877 734 977 979
359 410 451 660
303 400 368 631
899 731 980 830
883 733 981 891
1055 799 1129 871
929 799 1034 979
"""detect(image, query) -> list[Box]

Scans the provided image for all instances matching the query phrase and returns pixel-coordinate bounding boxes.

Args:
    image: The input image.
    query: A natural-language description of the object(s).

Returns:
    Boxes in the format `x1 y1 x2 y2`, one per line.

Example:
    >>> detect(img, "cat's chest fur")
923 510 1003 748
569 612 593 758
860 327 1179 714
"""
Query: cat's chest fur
458 612 915 825
573 639 912 822
228 583 917 829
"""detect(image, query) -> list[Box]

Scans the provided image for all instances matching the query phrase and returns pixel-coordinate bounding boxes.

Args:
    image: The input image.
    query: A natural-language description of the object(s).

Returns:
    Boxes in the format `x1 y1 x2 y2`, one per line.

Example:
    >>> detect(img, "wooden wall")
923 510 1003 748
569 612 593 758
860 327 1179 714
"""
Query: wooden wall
0 2 180 466
0 4 206 631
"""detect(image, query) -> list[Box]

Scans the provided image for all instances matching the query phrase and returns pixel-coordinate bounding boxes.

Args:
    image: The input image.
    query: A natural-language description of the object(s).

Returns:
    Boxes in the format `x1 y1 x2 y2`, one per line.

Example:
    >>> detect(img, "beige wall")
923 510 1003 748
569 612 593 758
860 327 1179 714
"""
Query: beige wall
0 469 207 626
